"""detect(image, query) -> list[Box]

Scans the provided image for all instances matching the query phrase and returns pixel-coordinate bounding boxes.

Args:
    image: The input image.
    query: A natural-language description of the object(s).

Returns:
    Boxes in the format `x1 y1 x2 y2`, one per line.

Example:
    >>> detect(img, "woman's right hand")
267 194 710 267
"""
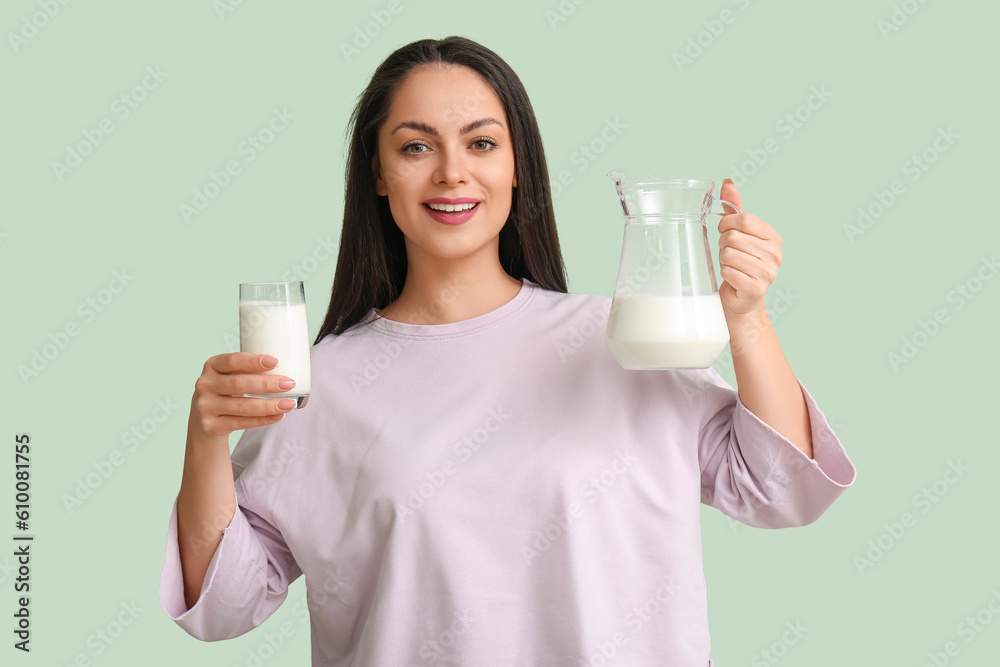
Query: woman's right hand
189 352 298 441
178 352 296 608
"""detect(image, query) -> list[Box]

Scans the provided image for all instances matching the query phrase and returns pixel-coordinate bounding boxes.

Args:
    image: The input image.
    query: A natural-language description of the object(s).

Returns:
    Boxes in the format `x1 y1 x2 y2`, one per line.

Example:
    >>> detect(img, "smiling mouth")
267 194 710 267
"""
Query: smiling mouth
423 203 480 214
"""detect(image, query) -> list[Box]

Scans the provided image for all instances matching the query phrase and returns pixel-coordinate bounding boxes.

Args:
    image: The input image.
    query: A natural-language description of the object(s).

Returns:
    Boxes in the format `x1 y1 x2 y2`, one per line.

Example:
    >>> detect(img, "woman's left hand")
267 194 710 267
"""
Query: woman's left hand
717 179 782 317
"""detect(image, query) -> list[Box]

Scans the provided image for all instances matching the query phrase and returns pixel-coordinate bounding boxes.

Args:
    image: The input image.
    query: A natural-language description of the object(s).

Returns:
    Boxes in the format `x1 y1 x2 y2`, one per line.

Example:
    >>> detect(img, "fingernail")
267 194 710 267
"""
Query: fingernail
278 398 296 410
278 378 296 390
261 355 278 369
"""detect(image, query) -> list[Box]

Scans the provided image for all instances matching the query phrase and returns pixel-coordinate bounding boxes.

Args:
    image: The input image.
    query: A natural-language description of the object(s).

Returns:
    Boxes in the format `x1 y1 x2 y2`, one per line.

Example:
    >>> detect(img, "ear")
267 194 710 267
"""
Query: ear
373 154 387 197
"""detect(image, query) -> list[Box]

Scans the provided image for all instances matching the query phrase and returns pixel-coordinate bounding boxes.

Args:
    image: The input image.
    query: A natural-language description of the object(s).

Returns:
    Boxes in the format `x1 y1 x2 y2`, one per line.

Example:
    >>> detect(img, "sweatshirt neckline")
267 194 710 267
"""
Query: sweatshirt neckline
366 278 537 339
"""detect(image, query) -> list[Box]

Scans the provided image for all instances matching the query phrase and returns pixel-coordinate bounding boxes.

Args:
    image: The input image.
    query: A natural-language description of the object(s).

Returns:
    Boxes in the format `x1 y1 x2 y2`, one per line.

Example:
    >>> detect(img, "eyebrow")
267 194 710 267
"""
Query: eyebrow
390 117 504 137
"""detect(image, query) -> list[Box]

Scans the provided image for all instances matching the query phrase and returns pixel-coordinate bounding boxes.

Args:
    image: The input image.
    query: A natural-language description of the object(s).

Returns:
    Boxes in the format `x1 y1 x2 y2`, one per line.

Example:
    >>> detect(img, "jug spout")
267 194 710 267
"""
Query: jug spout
607 169 666 217
608 169 716 220
607 169 668 192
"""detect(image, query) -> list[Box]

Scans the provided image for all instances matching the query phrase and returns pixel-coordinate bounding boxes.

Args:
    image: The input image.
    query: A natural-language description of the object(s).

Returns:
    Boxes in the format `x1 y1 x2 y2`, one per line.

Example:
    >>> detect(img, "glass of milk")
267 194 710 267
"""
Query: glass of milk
239 281 311 408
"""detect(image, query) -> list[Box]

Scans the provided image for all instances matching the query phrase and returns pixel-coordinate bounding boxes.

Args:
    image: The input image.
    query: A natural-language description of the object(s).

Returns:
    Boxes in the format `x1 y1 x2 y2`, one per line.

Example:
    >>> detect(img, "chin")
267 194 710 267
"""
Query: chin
412 233 502 261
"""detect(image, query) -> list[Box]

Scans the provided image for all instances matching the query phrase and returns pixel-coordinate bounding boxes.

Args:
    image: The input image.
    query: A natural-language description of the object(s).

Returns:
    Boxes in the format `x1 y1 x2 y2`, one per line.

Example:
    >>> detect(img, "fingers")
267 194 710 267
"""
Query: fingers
718 229 783 267
718 228 780 294
719 261 765 296
205 394 298 418
717 212 779 241
720 240 779 283
719 248 769 287
191 352 300 439
197 370 295 399
205 352 278 376
200 352 296 396
720 179 742 214
192 394 298 438
199 412 289 439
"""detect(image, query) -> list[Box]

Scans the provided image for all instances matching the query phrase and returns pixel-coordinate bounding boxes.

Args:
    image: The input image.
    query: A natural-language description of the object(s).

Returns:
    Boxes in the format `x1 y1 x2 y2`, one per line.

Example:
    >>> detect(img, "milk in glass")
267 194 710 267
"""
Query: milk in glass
605 294 730 369
239 301 311 397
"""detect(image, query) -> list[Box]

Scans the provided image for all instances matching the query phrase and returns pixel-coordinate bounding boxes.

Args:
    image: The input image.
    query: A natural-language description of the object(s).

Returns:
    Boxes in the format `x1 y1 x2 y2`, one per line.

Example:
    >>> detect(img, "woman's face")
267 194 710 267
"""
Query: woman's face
373 64 517 265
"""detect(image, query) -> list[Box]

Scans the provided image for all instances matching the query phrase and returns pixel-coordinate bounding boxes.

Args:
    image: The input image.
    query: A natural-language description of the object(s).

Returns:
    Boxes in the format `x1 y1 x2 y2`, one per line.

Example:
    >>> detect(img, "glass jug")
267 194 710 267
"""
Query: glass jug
604 169 741 370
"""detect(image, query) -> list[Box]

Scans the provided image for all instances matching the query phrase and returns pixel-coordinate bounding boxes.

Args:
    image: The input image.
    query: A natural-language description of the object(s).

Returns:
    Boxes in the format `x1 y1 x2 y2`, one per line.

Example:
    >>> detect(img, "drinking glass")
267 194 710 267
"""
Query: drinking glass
238 281 311 408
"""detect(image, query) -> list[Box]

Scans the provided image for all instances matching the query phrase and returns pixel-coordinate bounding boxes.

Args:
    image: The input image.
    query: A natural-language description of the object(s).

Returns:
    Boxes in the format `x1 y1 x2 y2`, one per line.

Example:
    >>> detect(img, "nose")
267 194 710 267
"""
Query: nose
433 142 470 186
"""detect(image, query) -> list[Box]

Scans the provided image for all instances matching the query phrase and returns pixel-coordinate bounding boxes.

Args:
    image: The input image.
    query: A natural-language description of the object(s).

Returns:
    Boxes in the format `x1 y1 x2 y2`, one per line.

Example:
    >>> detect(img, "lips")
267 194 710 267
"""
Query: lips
422 200 480 225
423 197 480 205
423 202 479 214
422 198 481 216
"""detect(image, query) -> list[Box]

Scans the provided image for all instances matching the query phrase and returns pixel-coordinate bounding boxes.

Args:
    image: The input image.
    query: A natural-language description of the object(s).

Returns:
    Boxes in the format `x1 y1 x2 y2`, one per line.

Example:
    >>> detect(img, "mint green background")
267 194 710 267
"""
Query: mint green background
2 0 997 664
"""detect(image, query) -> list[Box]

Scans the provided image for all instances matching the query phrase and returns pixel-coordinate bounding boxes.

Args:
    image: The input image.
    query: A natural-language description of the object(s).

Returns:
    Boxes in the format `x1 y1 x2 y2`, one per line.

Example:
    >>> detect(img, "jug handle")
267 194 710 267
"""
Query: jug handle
708 200 742 216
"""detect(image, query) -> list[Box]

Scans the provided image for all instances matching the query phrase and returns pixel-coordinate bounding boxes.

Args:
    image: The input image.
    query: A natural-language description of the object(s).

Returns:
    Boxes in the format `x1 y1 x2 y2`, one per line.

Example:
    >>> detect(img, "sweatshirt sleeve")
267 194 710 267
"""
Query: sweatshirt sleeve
158 482 303 641
697 367 856 528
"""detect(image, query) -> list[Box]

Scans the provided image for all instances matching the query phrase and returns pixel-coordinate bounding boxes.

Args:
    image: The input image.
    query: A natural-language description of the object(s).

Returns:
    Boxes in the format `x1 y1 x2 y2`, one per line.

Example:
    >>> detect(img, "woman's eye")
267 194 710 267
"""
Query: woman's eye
402 139 496 154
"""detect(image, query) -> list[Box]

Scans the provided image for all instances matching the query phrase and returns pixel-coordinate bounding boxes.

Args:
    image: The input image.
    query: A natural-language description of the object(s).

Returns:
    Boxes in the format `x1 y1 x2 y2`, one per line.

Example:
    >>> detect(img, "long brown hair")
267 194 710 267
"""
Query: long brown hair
314 36 567 342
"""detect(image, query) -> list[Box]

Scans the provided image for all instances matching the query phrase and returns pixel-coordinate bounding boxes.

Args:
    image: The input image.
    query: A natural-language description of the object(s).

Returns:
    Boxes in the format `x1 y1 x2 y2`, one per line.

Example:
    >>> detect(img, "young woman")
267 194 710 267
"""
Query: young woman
159 36 856 666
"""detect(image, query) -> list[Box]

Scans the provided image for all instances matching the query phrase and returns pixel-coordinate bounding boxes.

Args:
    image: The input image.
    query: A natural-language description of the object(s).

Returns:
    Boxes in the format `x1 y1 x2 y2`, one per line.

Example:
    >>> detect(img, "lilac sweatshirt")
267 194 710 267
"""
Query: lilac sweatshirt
159 277 856 666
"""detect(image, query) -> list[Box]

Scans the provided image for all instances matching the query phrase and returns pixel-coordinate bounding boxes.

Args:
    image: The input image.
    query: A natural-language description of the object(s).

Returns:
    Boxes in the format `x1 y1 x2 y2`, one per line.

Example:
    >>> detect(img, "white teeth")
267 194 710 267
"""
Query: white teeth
427 202 477 212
